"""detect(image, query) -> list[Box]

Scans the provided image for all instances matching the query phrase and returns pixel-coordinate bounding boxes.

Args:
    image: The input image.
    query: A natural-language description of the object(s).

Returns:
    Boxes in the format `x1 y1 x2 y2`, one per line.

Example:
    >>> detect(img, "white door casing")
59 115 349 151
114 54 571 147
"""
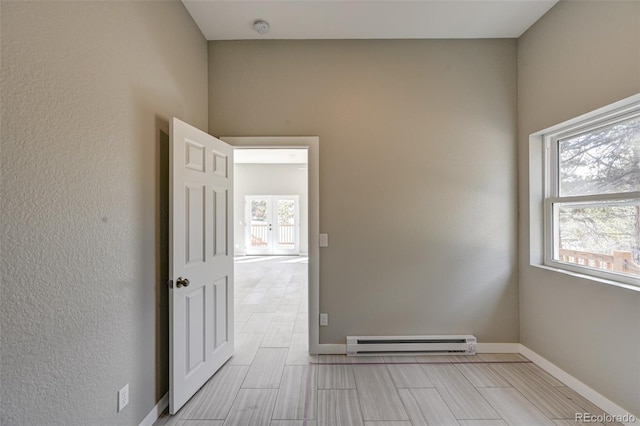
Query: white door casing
169 118 234 414
223 137 329 356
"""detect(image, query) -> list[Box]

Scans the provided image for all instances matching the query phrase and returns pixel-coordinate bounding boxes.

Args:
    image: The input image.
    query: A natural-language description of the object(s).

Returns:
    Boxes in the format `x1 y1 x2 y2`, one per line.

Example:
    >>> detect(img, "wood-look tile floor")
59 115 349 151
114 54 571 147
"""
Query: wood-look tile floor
155 256 620 426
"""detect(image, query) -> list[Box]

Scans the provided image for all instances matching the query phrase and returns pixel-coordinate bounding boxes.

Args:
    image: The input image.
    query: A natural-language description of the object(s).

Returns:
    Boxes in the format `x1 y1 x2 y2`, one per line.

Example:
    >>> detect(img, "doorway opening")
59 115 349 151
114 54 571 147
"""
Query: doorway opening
224 136 320 355
232 147 312 360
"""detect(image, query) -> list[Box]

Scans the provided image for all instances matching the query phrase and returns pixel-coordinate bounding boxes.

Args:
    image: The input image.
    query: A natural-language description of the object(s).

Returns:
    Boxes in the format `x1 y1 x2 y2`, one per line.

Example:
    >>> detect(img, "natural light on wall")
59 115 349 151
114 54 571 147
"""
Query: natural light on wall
530 94 640 289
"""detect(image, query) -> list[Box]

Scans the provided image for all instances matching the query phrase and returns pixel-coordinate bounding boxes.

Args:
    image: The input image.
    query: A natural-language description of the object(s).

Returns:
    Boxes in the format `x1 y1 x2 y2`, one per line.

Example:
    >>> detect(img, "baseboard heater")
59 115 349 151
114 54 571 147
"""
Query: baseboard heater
346 335 477 356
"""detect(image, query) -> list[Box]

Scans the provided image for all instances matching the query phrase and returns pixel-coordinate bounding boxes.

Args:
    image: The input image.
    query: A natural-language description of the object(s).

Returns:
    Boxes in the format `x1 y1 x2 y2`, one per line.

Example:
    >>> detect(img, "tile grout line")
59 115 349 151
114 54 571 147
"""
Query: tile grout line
486 364 571 424
302 364 314 426
421 361 505 424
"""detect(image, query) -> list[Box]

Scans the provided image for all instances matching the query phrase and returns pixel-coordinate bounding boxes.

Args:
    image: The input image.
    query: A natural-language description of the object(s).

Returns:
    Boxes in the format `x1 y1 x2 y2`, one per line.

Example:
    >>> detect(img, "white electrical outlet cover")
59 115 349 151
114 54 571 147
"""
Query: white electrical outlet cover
118 384 129 412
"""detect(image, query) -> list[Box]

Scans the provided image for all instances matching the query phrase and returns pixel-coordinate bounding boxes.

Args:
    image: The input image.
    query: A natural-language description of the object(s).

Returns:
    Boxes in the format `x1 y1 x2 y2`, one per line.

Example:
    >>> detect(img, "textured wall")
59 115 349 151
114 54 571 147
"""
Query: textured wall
1 1 207 425
518 1 640 416
234 164 309 254
209 39 519 344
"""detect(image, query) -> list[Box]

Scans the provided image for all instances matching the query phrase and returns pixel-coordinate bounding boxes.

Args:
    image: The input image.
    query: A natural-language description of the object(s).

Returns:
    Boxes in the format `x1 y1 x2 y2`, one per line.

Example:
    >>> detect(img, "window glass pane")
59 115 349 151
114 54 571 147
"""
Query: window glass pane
554 203 640 276
558 116 640 197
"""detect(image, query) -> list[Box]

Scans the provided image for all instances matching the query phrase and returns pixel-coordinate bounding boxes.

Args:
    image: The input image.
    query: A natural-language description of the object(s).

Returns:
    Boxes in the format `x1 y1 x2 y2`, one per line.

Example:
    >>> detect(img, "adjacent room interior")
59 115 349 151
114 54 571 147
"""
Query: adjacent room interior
233 148 311 371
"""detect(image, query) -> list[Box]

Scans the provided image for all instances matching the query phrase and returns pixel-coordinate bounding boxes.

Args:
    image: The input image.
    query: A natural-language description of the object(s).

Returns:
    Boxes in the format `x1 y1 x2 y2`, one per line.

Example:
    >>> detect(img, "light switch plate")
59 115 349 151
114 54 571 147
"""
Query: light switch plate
319 234 328 247
320 313 328 326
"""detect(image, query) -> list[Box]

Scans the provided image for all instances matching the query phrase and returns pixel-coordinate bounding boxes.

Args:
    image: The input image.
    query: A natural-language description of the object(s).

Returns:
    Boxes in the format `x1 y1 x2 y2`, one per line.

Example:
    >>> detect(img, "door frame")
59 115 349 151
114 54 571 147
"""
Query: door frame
222 136 337 355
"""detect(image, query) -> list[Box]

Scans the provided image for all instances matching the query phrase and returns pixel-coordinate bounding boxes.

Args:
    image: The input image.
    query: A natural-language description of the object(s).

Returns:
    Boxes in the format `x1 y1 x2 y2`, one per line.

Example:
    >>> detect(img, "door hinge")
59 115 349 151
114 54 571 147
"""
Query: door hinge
167 279 174 289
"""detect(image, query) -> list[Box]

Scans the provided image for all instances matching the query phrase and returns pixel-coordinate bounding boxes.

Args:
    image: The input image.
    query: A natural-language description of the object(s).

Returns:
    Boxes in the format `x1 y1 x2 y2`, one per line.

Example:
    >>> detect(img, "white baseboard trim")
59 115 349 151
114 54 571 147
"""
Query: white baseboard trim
316 342 520 355
139 392 168 426
314 343 346 355
520 345 637 426
476 343 521 353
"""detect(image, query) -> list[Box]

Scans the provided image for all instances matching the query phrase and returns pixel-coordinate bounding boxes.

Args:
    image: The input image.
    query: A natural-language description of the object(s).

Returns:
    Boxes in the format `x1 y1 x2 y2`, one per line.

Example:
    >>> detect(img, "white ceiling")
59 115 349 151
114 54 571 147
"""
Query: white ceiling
234 149 309 164
182 0 558 40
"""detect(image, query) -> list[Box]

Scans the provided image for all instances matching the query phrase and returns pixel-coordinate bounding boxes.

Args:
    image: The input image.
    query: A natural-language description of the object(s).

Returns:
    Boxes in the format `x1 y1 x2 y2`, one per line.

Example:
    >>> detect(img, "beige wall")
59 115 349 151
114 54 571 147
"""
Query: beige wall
1 1 207 424
518 0 640 416
209 39 519 344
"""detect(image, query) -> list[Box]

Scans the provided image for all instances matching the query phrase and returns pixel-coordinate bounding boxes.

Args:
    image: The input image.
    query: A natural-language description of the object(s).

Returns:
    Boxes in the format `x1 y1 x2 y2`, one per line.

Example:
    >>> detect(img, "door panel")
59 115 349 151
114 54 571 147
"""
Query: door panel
212 149 228 178
185 287 205 373
214 277 228 349
214 189 228 256
185 140 205 172
170 118 234 414
185 185 205 264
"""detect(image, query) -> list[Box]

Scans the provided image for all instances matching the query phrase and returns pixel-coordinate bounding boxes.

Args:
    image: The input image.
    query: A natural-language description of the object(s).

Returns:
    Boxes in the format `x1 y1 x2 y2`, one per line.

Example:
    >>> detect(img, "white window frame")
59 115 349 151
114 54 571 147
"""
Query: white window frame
530 94 640 290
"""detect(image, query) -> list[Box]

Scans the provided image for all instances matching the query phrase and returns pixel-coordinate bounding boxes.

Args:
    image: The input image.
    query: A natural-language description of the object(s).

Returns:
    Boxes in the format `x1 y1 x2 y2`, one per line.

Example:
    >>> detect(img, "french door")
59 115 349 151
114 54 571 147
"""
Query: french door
245 195 299 255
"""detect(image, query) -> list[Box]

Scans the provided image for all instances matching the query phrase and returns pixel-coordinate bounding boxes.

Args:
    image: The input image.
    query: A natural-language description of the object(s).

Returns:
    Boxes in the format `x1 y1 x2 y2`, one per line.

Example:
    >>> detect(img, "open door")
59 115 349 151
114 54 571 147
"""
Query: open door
169 117 234 414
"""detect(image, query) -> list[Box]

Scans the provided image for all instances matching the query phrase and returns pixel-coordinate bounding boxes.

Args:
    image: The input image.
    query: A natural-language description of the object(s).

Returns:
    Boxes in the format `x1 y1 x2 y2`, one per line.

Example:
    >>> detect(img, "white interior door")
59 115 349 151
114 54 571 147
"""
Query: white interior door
169 117 234 414
245 195 299 255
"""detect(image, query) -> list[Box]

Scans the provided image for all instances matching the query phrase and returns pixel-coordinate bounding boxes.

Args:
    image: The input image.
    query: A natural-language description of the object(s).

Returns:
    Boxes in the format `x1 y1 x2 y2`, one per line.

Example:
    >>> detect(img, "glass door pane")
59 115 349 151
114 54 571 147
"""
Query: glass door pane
249 198 270 251
276 199 296 250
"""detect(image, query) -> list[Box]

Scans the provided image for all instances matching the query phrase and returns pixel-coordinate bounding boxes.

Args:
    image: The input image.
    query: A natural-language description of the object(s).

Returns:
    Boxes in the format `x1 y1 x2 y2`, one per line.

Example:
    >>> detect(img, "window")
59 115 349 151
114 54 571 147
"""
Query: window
540 98 640 287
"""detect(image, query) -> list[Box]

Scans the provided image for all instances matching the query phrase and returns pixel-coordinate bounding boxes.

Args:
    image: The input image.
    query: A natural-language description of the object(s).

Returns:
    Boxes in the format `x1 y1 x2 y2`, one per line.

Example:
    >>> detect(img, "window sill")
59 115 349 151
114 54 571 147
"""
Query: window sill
531 263 640 293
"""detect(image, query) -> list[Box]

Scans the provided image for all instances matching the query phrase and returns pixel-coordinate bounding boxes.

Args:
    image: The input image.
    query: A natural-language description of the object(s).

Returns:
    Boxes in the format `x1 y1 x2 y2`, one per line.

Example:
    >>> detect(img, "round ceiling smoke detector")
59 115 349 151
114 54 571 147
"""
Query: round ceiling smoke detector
253 19 270 35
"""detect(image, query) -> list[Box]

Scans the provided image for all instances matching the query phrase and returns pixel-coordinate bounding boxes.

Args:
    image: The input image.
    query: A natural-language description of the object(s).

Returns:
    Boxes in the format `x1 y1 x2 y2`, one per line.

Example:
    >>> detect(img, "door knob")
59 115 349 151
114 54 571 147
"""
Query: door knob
176 277 190 288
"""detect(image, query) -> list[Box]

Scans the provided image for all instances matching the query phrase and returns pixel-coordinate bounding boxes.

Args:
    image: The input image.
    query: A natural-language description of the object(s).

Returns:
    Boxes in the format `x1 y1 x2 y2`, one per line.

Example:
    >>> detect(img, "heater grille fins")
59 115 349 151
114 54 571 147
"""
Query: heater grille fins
346 335 477 356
